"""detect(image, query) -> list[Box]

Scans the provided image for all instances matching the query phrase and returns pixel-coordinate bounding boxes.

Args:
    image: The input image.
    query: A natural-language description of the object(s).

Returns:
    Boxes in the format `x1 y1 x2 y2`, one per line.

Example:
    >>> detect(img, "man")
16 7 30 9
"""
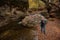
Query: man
40 16 47 34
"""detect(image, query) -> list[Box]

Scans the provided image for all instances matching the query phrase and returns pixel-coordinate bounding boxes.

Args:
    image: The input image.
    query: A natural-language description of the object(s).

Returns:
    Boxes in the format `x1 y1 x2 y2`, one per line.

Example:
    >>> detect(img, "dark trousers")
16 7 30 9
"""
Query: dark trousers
41 25 45 34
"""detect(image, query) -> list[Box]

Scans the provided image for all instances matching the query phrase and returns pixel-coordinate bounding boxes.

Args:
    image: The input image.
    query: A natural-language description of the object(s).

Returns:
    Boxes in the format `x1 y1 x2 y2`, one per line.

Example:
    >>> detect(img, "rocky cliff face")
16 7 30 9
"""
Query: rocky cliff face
0 6 41 40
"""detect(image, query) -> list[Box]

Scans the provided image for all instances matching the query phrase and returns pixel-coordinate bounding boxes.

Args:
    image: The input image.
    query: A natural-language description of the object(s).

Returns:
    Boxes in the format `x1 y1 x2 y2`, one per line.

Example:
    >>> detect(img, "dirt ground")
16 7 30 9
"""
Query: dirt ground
37 18 60 40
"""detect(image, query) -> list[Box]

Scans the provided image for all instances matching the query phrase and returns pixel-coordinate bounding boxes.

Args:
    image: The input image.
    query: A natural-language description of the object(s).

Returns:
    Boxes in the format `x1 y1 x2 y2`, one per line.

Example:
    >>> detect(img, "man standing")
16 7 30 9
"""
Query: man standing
40 16 47 34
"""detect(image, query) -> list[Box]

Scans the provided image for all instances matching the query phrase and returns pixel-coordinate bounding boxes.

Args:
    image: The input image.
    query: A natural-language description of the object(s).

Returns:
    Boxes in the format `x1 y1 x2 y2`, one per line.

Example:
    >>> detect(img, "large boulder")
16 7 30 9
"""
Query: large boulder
21 14 42 27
